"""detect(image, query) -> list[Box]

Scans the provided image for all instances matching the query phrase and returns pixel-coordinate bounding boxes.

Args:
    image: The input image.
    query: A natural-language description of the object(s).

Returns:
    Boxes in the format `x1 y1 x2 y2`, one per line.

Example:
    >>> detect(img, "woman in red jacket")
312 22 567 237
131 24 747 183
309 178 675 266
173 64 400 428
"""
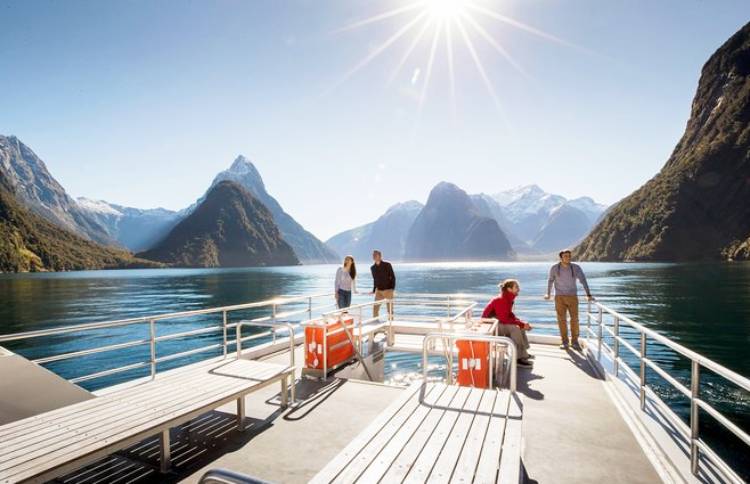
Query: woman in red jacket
482 279 533 368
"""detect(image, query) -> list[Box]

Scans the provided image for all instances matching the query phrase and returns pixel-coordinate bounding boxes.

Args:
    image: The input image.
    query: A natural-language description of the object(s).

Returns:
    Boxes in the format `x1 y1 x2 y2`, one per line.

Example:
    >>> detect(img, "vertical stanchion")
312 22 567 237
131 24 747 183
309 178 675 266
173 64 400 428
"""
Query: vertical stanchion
690 360 701 475
613 316 620 377
222 310 228 358
236 324 242 358
272 304 277 344
323 325 328 381
149 320 156 379
597 307 603 363
639 331 647 410
308 296 312 320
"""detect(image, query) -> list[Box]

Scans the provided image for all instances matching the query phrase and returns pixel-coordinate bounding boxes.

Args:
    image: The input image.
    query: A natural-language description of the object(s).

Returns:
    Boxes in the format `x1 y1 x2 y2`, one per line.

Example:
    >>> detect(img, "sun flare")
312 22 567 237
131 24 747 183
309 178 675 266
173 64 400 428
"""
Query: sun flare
425 0 468 20
330 0 581 116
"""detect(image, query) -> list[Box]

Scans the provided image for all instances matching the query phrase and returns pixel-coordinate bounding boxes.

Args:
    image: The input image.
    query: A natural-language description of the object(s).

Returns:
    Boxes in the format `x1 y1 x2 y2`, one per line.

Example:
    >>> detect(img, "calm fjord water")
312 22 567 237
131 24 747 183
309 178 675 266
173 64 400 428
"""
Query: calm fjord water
0 262 748 476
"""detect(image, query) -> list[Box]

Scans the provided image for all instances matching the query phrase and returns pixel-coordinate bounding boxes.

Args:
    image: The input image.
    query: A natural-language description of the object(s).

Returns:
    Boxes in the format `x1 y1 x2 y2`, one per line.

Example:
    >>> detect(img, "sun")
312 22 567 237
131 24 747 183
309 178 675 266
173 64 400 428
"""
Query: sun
329 1 581 115
426 0 468 20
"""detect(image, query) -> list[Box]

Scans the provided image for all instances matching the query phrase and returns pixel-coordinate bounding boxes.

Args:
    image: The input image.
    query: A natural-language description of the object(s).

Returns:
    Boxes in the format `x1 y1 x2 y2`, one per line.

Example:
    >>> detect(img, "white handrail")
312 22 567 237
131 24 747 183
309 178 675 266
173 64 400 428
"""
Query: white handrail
421 333 517 392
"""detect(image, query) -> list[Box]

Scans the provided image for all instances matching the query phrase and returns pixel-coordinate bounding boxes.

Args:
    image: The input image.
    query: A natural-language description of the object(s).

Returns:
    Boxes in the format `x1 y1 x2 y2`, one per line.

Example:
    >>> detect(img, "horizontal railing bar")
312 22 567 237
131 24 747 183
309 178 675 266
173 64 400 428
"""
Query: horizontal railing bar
155 326 223 342
695 399 750 447
33 339 151 364
155 343 224 364
594 302 750 392
0 292 334 343
615 335 642 359
694 439 745 483
240 332 274 343
642 357 691 398
69 361 150 384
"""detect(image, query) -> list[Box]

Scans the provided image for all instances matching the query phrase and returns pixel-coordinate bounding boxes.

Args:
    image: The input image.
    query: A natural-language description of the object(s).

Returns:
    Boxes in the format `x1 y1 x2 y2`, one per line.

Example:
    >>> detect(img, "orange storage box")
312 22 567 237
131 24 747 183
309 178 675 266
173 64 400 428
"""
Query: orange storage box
456 340 491 388
305 317 355 371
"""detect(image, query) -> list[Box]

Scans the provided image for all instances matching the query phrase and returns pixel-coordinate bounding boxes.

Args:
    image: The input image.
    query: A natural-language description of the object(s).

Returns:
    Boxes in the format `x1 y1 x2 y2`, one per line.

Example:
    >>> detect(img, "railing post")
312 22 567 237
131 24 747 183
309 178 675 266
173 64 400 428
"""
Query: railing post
447 296 452 318
613 316 620 377
272 304 277 344
690 360 701 476
597 307 603 363
222 310 228 358
639 331 647 410
308 296 312 320
149 320 156 379
236 324 242 358
323 325 328 381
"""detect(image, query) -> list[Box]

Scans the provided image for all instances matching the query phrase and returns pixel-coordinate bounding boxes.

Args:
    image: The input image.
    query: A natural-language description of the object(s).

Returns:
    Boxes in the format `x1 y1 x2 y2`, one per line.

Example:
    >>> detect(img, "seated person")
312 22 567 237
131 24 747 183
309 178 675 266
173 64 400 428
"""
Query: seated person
482 279 534 368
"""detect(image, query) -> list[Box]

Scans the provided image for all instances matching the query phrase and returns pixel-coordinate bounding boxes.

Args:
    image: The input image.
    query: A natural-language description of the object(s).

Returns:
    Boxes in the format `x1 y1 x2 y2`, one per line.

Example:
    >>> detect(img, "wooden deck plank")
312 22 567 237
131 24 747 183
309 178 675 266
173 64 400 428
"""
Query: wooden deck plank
5 371 291 483
0 363 212 438
428 388 486 483
473 390 512 483
496 393 523 484
0 361 283 457
308 382 425 484
354 385 450 483
379 385 463 483
403 386 473 483
0 358 275 440
0 375 240 466
331 385 443 484
449 390 499 483
1 361 291 482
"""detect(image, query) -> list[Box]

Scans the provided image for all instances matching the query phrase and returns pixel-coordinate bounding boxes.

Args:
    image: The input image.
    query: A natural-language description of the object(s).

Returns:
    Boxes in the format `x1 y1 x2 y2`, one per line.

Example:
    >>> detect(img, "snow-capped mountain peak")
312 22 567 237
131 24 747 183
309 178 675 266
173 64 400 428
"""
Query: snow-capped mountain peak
76 197 122 216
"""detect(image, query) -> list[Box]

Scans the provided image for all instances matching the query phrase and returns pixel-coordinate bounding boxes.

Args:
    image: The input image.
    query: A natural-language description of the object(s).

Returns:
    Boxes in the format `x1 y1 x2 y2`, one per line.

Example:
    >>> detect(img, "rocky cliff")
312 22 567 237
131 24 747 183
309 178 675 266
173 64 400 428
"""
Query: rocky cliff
577 22 750 261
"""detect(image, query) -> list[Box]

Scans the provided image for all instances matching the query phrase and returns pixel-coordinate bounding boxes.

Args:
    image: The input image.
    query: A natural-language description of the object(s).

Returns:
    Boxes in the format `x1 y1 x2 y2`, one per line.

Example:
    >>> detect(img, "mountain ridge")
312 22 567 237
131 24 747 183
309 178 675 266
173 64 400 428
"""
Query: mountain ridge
0 135 116 246
138 180 299 267
576 21 750 261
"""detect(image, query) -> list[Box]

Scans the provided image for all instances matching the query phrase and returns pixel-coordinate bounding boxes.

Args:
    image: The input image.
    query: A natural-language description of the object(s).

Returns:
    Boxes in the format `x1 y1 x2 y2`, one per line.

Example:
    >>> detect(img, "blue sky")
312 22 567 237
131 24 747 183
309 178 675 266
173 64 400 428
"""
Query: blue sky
1 0 748 240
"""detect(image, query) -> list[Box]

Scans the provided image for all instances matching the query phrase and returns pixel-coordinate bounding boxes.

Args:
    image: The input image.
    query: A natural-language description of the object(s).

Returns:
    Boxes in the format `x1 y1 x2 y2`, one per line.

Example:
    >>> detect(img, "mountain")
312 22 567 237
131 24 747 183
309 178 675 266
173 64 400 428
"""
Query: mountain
532 204 593 252
0 135 114 246
577 22 750 261
492 185 607 252
0 171 156 272
205 156 338 264
566 196 608 224
469 194 531 252
404 182 515 261
76 198 180 252
139 181 299 267
326 201 423 261
493 185 568 241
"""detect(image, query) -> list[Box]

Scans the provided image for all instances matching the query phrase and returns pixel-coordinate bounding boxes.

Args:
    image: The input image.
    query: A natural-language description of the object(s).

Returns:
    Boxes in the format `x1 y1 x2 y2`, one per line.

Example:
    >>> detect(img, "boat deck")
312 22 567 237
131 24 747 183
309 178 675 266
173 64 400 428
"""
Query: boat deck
46 342 660 484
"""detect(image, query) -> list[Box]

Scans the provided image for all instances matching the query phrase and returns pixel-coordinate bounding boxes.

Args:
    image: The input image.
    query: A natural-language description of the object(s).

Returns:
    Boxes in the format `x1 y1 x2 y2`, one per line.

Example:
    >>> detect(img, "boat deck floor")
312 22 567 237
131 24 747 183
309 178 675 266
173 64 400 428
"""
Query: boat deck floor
52 344 660 484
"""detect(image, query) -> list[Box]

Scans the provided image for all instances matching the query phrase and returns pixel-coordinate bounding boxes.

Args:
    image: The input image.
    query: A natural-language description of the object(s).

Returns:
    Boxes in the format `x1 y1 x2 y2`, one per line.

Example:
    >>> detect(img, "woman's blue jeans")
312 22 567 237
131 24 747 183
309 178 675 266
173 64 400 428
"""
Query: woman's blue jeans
337 289 352 309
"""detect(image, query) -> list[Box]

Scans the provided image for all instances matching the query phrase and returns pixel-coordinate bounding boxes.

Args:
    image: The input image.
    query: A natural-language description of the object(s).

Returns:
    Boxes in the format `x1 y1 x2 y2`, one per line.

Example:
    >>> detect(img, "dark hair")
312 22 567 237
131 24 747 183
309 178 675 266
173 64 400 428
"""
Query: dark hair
345 256 357 279
559 249 572 258
500 279 519 292
373 250 382 257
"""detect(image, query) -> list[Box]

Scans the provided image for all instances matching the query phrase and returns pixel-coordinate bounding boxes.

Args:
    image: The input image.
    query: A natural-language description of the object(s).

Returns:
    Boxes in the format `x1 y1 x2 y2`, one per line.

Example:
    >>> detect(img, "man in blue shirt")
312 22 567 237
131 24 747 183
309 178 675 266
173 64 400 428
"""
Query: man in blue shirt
544 249 593 351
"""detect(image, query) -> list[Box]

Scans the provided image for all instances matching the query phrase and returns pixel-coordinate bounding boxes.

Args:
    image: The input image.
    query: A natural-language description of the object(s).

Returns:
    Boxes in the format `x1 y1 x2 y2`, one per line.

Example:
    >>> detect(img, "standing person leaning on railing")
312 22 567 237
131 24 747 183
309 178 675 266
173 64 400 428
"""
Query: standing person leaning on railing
334 255 358 309
482 279 534 368
370 250 396 318
544 249 594 351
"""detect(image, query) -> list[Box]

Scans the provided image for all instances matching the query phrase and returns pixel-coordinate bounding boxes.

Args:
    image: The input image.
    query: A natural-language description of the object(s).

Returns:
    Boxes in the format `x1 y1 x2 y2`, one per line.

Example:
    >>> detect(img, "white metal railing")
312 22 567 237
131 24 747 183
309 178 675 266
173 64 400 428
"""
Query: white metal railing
421 333 518 392
0 293 335 385
0 290 746 480
582 300 750 482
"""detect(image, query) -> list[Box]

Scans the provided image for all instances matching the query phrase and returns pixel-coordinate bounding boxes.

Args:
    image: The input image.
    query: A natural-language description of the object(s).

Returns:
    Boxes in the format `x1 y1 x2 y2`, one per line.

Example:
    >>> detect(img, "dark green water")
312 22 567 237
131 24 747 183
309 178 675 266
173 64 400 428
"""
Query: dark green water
0 262 748 478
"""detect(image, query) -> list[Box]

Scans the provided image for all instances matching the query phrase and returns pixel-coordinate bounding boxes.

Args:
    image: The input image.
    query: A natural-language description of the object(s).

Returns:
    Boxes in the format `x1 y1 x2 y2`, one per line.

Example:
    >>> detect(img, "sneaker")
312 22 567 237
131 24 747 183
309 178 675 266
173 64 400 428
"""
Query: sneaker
517 358 533 368
527 354 536 360
559 343 569 350
572 342 582 351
